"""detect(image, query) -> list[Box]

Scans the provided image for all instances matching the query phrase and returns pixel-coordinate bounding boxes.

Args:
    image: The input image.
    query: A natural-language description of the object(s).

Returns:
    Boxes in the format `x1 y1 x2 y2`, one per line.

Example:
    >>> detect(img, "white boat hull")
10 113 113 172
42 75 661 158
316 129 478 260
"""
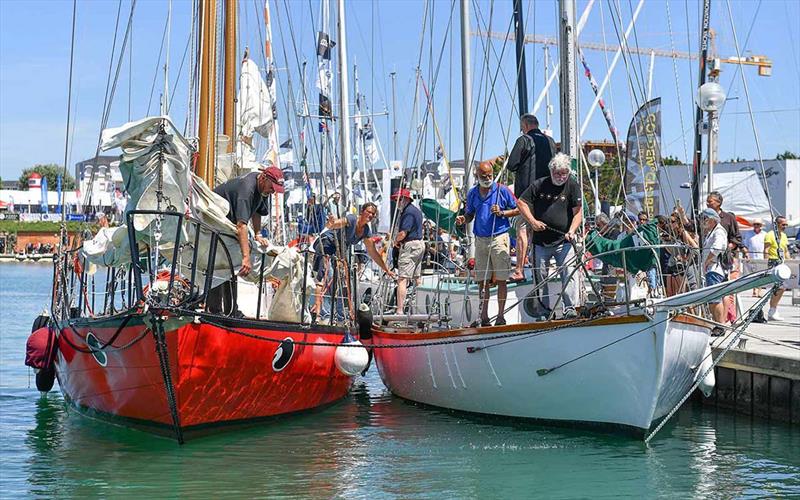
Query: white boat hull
370 312 711 435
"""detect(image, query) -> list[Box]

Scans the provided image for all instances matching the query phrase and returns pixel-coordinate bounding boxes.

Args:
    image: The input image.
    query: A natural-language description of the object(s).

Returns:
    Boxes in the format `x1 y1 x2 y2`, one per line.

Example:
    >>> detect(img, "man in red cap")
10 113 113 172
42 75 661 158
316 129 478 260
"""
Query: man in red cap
391 188 424 313
209 166 284 314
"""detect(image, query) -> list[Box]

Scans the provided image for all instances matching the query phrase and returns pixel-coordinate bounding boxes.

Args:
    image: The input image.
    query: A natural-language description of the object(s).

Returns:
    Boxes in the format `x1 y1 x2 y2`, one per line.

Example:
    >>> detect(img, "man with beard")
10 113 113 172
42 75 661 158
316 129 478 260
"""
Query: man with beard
517 153 583 319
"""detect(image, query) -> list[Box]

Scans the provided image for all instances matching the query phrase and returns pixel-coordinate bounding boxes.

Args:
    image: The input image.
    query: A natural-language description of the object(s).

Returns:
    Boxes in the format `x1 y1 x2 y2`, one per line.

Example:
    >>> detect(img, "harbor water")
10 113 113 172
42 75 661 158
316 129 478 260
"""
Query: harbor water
1 262 798 498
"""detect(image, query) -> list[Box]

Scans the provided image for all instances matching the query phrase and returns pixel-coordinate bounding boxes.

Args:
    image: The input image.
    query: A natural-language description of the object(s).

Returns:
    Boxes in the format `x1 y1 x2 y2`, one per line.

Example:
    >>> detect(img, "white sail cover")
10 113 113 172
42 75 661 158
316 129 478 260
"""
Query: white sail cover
82 116 313 320
237 58 275 140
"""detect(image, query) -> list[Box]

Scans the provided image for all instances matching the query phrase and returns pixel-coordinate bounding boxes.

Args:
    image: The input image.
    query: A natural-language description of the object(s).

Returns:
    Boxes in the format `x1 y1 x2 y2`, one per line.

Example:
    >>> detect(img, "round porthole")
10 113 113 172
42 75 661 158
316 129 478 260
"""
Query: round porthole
85 332 108 367
272 337 295 372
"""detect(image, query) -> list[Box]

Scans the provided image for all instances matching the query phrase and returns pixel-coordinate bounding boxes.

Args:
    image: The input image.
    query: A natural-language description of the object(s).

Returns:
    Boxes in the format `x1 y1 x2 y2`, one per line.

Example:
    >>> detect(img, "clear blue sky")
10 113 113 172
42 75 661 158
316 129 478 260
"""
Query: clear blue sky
1 0 799 182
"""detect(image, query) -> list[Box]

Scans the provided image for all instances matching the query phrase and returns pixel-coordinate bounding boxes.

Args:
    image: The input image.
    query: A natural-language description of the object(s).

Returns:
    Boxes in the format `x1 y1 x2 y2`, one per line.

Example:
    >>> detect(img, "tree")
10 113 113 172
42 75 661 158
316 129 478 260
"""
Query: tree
18 164 76 191
662 155 683 166
776 151 798 160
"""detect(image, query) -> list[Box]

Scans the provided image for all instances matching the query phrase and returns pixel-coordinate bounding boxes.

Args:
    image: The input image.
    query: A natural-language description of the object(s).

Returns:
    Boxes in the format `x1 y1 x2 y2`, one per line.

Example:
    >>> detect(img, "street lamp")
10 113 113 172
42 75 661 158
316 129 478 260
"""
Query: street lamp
696 82 726 194
587 149 605 215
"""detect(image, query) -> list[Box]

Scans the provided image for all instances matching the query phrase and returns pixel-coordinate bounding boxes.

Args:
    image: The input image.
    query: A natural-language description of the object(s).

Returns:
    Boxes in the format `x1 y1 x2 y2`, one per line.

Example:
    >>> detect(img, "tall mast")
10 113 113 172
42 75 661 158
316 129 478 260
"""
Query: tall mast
513 0 528 114
222 0 237 152
390 71 398 161
197 0 218 186
692 0 711 215
460 0 473 180
558 0 578 158
336 0 353 208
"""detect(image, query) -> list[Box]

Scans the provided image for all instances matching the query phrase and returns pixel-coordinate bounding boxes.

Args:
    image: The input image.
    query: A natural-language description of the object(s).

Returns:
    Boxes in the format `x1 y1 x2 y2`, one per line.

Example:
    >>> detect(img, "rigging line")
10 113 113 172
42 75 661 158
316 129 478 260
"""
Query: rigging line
665 0 691 165
167 17 195 114
146 11 171 116
85 0 138 210
472 2 518 158
625 0 649 101
401 1 430 173
278 0 323 175
60 0 78 222
723 0 777 224
598 0 627 204
785 0 800 82
721 0 762 99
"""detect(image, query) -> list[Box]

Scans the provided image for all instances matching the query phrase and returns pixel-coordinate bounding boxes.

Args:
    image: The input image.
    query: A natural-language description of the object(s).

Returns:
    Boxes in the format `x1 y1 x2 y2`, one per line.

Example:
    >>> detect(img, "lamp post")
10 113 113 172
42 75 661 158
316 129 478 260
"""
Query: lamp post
696 81 726 195
587 149 605 215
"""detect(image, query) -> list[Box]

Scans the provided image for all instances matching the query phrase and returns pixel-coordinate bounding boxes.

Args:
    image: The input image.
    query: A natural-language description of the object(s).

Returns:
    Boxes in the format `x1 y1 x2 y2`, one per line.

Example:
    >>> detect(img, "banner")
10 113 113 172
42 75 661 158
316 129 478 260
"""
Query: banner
41 177 49 214
624 98 661 216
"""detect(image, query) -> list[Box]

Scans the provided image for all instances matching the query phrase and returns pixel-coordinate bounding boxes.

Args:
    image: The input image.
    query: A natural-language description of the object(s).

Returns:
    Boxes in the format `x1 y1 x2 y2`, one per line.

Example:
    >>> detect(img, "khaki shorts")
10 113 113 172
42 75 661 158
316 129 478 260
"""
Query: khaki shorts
397 240 425 279
474 232 511 282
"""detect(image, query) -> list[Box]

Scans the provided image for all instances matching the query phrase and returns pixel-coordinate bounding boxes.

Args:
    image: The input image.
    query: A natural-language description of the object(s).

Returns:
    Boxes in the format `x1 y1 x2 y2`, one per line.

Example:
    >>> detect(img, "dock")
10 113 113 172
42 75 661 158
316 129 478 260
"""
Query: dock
702 292 799 425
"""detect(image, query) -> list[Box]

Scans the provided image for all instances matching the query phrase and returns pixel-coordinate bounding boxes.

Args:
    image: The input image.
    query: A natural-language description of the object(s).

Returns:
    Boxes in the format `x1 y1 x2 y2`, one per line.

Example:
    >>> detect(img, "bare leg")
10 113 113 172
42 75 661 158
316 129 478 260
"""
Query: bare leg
709 302 726 324
496 280 507 323
513 227 527 279
770 288 784 309
312 285 324 315
396 278 408 313
479 281 490 323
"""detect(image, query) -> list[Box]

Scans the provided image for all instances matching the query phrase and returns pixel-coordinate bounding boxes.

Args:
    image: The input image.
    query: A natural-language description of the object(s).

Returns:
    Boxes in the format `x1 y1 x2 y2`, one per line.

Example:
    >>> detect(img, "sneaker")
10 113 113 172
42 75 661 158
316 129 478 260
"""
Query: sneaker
563 308 578 319
711 326 725 337
494 316 507 326
752 310 767 323
768 311 785 322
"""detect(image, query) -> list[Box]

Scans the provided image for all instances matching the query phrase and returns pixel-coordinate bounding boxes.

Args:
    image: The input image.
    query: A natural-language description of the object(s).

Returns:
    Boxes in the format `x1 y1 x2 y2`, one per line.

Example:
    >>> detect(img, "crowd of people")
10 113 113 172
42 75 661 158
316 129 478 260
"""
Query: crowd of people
190 111 794 330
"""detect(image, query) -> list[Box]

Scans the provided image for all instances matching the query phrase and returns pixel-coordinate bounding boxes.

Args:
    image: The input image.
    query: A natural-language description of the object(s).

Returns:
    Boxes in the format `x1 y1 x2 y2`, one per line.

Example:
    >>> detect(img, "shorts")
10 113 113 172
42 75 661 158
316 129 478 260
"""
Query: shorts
705 271 726 303
512 215 530 234
474 232 512 282
397 240 425 279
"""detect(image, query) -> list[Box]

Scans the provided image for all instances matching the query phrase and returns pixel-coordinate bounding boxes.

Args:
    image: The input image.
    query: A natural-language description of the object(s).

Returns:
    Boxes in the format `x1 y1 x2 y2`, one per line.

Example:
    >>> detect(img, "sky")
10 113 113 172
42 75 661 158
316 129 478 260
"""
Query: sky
1 0 799 183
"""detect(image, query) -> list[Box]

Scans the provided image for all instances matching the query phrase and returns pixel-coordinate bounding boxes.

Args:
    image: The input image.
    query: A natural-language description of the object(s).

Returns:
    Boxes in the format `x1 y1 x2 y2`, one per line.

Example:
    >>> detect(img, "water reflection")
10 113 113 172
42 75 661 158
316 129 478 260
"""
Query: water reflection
3 264 799 498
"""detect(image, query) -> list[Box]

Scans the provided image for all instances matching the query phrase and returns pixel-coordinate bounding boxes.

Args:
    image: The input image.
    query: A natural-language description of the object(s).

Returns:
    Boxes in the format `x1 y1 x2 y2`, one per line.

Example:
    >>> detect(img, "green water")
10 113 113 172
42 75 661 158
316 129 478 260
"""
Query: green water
1 263 798 498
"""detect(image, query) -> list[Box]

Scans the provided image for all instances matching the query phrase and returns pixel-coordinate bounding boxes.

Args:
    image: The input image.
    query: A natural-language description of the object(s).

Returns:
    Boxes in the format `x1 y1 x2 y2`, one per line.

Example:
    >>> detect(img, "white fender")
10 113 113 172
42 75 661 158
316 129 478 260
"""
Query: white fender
335 340 369 376
696 344 716 397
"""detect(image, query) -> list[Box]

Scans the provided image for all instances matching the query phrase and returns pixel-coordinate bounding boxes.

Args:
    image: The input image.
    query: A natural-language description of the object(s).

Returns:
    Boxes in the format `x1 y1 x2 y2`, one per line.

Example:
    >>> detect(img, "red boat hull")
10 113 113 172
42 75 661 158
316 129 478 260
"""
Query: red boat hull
56 313 353 439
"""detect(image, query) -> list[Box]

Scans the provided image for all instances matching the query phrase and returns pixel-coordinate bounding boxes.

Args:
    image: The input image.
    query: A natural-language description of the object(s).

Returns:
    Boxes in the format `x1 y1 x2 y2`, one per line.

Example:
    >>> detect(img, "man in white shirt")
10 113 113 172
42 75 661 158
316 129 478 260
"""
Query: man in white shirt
744 218 766 259
744 218 767 300
700 208 728 334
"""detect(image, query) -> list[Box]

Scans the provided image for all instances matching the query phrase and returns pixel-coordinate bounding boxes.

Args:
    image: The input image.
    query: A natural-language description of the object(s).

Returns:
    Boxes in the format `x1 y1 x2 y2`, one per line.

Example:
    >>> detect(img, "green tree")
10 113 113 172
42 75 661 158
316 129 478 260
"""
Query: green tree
776 150 798 160
18 164 76 191
662 155 683 166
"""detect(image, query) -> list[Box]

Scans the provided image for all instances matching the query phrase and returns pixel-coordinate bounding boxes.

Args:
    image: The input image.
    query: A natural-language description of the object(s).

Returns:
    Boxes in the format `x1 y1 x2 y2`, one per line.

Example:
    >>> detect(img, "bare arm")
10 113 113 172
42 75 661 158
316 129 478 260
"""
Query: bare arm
567 206 583 239
517 198 546 231
236 221 252 276
364 238 394 277
326 217 349 230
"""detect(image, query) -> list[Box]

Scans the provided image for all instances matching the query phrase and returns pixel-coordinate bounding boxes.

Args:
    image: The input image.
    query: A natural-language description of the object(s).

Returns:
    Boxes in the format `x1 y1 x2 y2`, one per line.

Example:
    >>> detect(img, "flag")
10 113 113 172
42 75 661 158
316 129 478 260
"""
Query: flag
40 177 49 214
279 138 292 149
317 31 334 59
624 98 662 216
55 175 62 214
279 149 295 166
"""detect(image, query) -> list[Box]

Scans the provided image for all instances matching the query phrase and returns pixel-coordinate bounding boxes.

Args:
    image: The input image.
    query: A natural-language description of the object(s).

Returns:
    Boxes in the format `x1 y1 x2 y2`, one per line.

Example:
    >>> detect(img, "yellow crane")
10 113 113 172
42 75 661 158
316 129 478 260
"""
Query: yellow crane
477 29 772 76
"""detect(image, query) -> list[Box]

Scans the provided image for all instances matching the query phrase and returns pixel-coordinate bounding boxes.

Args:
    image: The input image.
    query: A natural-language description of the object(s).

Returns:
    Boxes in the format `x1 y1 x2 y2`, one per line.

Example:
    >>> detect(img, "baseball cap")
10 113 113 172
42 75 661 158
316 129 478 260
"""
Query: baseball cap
700 208 720 221
390 188 412 200
262 166 285 193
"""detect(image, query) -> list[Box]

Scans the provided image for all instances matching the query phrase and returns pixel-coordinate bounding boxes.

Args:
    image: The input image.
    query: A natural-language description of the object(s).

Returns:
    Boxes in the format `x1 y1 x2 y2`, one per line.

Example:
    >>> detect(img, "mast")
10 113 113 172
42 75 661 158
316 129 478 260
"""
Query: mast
692 0 711 215
513 0 528 114
336 0 353 209
222 0 237 152
558 0 578 158
390 71 398 160
197 0 218 186
459 0 473 179
543 46 552 132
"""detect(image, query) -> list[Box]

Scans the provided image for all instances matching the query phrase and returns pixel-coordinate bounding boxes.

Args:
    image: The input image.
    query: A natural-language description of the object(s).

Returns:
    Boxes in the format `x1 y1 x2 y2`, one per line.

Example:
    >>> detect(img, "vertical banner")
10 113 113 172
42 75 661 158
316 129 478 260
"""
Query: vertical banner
624 98 662 216
40 177 49 214
56 175 63 214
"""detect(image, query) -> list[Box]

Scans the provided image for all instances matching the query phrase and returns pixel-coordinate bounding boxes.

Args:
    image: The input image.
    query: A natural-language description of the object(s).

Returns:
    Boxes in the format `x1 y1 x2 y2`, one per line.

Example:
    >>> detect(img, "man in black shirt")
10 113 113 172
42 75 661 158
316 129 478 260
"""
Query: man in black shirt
213 166 284 276
207 166 284 315
517 153 583 318
507 114 557 280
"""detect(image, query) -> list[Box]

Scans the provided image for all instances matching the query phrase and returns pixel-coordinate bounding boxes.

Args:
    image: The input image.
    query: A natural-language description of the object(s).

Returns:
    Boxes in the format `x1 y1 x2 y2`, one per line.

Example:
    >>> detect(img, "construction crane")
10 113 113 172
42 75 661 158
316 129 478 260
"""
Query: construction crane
477 30 773 76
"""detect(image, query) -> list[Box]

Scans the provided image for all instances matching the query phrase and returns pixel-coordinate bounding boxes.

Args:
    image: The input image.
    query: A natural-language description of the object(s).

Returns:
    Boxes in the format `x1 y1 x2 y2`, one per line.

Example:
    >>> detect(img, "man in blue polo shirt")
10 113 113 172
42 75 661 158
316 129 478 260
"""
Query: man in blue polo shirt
392 188 424 313
456 162 518 326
